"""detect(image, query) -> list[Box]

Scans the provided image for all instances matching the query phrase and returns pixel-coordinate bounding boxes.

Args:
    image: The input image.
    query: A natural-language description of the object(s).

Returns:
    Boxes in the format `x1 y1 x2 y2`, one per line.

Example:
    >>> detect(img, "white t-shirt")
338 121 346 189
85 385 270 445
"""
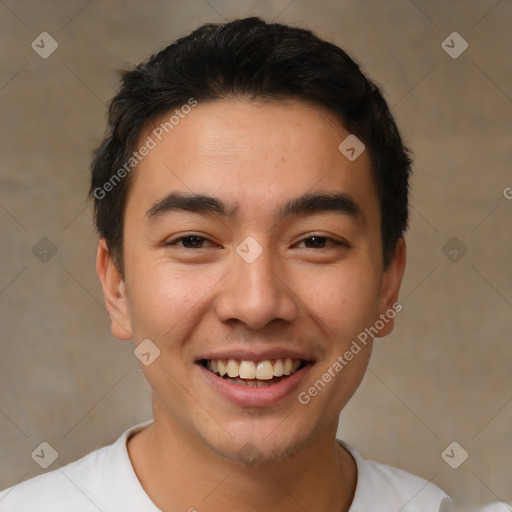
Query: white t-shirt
0 419 448 511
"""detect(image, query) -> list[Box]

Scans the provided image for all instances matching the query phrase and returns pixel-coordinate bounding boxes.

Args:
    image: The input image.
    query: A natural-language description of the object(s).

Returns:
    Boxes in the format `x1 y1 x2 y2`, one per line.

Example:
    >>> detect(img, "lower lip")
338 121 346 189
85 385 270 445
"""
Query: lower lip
197 363 313 407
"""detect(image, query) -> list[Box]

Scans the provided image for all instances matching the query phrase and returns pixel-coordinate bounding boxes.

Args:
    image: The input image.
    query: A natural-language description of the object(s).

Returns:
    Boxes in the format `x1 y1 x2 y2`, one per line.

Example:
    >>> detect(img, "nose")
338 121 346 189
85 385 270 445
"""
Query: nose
214 243 298 330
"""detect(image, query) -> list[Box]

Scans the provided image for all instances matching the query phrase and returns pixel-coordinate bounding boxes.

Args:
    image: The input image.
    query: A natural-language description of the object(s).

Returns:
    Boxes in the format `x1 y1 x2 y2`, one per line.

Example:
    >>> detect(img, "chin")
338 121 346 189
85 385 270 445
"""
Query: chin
212 438 304 466
200 419 315 467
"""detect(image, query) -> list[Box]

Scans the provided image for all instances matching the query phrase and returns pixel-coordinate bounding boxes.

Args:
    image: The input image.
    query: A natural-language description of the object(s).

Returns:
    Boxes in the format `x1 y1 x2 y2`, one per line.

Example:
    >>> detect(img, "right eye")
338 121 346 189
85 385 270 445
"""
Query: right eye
165 235 215 249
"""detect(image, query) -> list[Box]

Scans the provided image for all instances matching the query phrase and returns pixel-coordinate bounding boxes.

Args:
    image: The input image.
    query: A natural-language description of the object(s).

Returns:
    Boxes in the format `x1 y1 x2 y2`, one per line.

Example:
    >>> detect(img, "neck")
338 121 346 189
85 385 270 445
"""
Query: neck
127 406 357 512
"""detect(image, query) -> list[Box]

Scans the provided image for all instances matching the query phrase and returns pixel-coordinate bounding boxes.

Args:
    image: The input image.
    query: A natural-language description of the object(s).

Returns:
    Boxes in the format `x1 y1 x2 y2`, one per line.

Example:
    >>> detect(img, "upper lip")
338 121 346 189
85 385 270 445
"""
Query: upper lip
196 348 316 363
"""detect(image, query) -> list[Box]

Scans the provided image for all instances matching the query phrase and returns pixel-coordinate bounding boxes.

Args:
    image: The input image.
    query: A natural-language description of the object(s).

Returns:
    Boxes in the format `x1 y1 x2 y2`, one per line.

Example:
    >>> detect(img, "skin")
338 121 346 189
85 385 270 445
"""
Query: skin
96 98 406 512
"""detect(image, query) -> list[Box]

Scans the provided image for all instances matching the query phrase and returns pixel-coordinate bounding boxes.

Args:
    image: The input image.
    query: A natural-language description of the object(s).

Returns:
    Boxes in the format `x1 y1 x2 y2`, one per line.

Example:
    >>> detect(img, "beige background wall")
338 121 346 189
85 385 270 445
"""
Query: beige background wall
1 0 510 506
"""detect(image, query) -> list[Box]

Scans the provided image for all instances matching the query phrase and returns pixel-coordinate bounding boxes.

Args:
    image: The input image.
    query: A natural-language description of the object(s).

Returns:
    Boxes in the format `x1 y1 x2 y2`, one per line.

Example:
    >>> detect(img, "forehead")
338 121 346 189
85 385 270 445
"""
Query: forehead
125 98 379 227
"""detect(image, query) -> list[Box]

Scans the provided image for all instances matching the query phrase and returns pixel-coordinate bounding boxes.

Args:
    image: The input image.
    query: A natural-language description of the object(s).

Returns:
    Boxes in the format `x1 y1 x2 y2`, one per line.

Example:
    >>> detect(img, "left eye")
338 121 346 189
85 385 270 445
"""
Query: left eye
295 236 344 249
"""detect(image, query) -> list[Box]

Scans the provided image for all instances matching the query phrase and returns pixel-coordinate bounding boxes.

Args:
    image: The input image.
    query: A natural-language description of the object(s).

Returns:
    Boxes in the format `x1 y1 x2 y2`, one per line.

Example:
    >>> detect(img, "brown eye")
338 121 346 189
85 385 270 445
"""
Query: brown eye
303 236 328 248
296 236 346 249
166 235 211 248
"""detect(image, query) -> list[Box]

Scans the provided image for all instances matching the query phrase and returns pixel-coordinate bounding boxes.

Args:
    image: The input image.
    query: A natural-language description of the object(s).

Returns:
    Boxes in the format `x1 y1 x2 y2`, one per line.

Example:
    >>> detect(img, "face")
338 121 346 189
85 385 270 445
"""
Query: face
98 98 405 465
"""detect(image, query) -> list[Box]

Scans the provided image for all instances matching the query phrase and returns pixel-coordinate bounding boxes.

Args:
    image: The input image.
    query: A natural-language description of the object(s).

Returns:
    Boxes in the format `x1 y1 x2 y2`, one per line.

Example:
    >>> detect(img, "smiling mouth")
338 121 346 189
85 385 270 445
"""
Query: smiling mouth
200 358 310 387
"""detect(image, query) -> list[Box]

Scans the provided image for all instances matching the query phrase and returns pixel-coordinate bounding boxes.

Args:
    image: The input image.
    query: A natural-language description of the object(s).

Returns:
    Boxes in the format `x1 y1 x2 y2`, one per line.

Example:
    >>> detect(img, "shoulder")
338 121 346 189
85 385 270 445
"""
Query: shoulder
0 445 110 511
339 440 449 512
0 420 154 512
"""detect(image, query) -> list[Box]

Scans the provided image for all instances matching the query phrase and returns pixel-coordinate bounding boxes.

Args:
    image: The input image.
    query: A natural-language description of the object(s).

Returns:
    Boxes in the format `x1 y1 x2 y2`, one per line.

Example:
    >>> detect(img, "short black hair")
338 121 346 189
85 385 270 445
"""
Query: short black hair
89 16 412 276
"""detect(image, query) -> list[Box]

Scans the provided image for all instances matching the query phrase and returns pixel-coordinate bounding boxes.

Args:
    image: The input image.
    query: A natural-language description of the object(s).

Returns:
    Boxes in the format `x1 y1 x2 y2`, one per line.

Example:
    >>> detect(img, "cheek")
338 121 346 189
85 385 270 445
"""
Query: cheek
290 262 380 341
127 259 223 338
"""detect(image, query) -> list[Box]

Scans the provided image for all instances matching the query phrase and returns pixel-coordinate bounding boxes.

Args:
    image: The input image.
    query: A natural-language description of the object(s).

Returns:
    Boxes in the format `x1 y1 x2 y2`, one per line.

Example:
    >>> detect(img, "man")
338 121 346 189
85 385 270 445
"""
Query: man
0 16 449 511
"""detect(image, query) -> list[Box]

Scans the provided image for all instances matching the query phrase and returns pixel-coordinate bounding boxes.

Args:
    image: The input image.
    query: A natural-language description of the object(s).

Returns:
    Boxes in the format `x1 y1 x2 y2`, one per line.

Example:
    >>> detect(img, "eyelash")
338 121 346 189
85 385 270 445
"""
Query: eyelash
165 234 348 250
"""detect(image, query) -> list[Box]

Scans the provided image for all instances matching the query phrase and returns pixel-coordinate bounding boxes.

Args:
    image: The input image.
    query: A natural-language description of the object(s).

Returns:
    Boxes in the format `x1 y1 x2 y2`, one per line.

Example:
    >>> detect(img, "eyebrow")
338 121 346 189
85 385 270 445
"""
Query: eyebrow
144 191 364 225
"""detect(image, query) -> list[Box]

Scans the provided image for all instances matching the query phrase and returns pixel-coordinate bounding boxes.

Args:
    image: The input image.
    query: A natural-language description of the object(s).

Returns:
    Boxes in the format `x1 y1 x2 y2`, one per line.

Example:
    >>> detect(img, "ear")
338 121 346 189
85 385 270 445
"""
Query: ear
374 237 406 338
95 238 133 340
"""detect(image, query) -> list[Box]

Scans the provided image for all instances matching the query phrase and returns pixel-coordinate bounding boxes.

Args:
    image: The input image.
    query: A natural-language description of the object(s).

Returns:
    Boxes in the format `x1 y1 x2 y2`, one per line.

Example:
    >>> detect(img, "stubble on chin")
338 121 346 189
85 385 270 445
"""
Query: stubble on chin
205 430 316 468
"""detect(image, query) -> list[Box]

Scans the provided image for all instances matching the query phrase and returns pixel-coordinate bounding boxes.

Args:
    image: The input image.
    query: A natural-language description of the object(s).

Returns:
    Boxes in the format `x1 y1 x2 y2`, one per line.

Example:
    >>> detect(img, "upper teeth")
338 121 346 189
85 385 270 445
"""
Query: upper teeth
207 358 301 380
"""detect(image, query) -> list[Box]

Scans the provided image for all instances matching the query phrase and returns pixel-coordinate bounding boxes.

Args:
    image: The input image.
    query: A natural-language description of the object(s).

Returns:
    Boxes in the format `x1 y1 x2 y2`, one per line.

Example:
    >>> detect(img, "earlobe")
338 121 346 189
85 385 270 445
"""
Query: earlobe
95 239 133 340
375 237 407 338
